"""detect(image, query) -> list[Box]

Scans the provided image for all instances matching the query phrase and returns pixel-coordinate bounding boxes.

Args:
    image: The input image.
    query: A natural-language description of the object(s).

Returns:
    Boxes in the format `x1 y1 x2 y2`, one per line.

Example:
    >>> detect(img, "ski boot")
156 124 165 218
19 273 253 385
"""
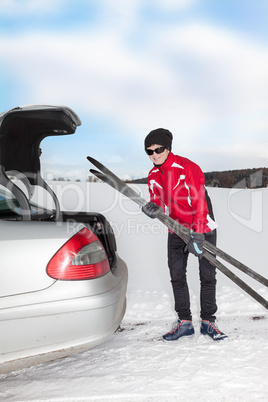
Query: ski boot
200 320 228 341
162 319 194 341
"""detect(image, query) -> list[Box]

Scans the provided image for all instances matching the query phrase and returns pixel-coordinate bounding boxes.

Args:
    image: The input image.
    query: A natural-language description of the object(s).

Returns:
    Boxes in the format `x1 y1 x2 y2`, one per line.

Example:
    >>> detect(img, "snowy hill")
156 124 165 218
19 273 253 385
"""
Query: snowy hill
49 182 267 306
1 183 267 401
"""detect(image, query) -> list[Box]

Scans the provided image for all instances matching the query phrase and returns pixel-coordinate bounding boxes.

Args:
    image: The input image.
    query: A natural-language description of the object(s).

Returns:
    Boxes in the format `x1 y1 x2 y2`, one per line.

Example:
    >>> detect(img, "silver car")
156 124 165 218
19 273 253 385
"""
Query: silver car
0 105 128 374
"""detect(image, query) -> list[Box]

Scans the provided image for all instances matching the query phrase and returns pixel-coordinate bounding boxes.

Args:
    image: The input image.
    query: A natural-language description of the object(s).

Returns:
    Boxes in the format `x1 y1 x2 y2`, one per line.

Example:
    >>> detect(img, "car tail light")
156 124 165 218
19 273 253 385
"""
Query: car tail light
46 227 110 280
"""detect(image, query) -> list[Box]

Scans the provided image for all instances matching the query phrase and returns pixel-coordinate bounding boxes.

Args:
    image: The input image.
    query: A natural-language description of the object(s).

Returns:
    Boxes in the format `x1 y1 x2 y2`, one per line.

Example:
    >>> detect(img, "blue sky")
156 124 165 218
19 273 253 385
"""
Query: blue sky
1 0 268 180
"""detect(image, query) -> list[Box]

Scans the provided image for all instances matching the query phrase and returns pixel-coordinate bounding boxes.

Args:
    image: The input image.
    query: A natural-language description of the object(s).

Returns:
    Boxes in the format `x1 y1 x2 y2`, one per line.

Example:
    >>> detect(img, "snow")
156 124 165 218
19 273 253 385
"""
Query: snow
1 184 268 401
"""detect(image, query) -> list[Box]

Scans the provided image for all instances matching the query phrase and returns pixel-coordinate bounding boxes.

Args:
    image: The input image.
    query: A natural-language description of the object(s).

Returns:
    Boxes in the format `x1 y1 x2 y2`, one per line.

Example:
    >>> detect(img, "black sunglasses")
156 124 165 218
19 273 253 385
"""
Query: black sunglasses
146 146 166 156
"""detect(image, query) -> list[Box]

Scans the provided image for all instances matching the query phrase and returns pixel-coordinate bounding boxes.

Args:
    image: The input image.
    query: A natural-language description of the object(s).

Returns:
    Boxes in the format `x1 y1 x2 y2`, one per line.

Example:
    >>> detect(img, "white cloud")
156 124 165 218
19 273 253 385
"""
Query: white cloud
0 0 65 16
152 0 197 11
220 143 268 160
152 23 268 112
191 141 268 172
0 0 196 18
94 0 196 23
1 13 268 174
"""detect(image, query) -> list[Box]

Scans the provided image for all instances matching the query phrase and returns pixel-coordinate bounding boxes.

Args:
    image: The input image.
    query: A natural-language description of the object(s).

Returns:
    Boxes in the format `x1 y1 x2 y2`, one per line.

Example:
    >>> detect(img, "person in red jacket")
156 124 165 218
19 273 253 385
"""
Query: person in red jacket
142 128 227 341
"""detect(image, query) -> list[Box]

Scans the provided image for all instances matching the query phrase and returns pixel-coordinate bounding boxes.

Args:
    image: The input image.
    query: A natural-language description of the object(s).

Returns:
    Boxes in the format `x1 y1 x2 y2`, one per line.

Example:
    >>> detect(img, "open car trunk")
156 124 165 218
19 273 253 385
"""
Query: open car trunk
0 105 81 176
0 105 81 220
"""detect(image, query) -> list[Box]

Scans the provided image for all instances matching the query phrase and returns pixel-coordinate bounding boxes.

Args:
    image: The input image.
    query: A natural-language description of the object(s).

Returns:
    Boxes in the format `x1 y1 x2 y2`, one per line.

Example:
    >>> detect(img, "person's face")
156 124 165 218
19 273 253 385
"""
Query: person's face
146 144 170 165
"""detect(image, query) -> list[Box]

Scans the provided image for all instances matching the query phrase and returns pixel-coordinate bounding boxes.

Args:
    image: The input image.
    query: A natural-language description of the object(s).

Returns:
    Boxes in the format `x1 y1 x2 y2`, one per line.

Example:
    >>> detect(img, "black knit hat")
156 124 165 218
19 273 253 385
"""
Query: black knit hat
144 128 173 151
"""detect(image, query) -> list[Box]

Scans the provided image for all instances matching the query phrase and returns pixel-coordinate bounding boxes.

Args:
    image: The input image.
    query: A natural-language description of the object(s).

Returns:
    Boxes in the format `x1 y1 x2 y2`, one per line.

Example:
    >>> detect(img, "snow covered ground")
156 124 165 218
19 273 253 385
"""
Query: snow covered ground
1 183 268 401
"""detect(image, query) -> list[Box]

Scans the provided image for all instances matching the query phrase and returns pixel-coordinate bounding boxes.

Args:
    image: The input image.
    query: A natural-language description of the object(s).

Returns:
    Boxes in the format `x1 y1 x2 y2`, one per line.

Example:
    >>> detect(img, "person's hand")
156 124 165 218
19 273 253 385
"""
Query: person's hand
142 202 162 219
185 231 205 259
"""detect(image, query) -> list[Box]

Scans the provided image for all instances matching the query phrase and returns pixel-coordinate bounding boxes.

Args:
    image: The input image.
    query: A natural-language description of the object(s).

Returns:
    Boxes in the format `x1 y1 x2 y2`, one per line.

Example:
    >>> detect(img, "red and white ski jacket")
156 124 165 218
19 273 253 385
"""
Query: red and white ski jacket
147 152 216 233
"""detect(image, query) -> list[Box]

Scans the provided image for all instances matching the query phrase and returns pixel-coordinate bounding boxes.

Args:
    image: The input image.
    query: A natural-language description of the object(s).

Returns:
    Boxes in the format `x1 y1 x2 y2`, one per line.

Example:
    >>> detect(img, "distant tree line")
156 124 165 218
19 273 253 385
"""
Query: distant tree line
127 167 268 188
51 167 268 188
204 168 268 188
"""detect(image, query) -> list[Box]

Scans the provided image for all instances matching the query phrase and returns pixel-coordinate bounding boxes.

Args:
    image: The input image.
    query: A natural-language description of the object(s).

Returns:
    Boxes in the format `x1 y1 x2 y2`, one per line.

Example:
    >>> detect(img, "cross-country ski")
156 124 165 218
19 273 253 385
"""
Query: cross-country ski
88 156 268 311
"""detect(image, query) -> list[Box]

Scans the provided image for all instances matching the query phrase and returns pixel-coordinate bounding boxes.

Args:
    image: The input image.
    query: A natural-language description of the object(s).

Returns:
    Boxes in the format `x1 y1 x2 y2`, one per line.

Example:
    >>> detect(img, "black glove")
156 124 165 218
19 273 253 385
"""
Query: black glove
185 231 205 259
142 202 162 219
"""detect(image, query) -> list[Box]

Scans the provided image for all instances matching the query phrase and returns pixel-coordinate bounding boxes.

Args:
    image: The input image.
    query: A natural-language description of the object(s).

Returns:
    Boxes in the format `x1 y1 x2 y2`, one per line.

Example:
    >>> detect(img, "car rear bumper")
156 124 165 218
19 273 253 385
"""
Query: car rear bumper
0 258 128 373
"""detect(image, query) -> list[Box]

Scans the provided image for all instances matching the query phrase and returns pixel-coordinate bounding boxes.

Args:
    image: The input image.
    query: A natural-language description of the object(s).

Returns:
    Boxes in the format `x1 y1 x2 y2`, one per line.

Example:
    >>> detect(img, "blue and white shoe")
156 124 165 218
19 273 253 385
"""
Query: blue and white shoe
201 320 228 341
162 319 194 341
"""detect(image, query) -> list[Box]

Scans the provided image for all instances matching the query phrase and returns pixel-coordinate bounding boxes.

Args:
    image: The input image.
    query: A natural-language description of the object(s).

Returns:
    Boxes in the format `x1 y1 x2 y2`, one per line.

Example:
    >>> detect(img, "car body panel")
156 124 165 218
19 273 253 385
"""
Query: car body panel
0 220 71 296
0 218 128 374
0 255 127 361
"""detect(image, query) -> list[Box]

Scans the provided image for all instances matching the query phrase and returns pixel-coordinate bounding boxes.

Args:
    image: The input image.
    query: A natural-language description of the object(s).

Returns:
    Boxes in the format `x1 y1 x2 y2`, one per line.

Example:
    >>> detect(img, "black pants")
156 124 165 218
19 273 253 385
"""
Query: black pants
167 230 217 322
